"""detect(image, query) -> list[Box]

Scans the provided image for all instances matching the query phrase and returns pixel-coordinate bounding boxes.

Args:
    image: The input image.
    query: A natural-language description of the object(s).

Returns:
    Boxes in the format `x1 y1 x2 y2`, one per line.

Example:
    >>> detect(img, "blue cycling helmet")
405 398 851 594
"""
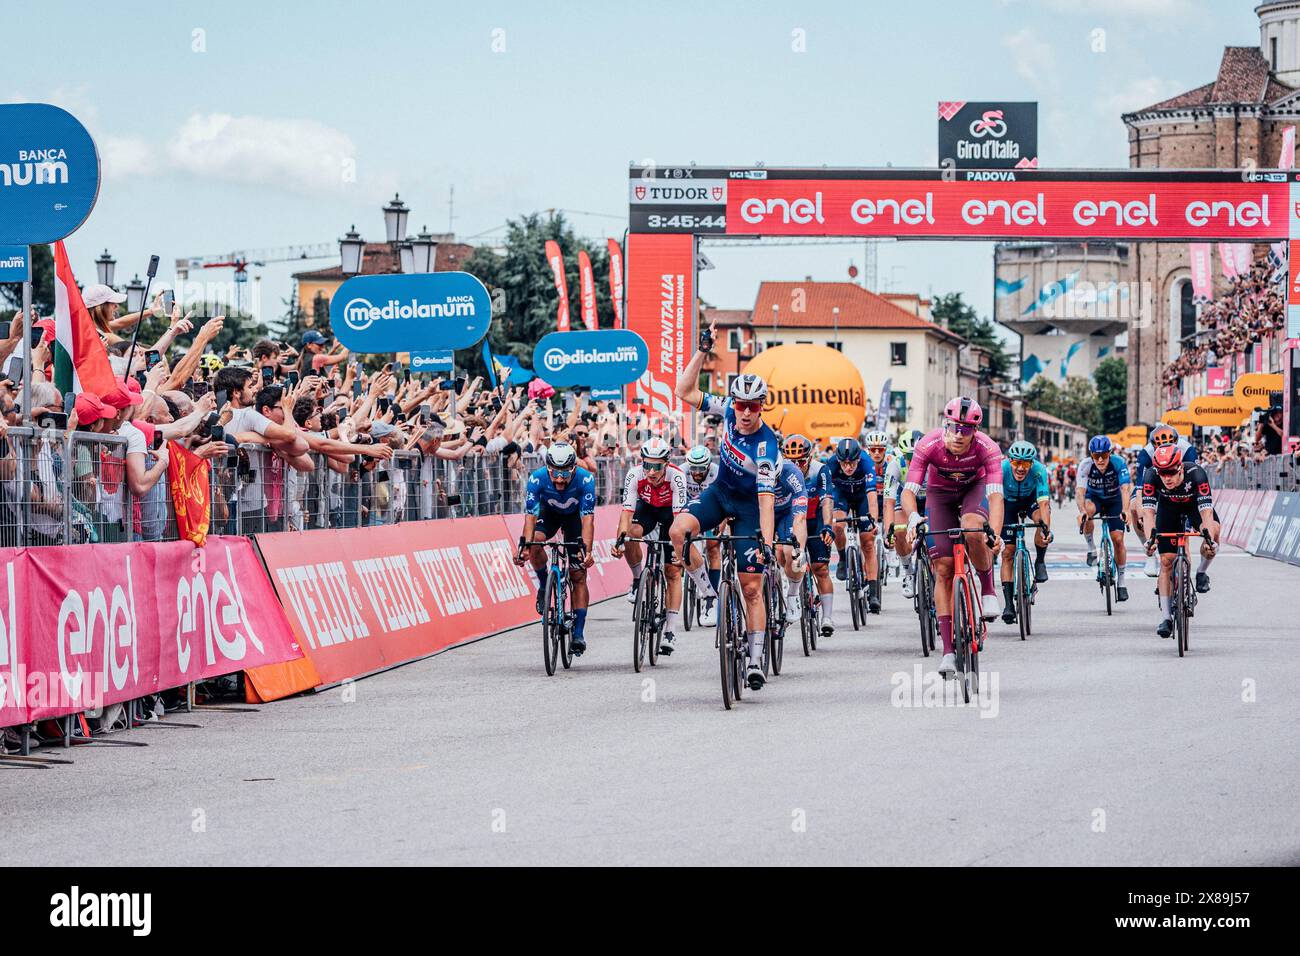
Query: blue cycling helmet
1088 435 1112 455
1007 439 1037 462
835 438 862 462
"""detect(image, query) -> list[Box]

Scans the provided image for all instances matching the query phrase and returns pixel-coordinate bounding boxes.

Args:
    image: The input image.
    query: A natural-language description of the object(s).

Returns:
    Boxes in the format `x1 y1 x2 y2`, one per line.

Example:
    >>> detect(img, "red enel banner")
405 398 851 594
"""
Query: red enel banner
253 506 631 690
723 178 1286 240
0 537 303 724
625 232 693 421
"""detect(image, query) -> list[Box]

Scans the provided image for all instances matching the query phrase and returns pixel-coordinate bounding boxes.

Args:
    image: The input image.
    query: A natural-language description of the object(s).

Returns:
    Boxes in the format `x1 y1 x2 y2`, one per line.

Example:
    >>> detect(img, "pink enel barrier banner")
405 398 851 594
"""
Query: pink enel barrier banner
0 536 303 724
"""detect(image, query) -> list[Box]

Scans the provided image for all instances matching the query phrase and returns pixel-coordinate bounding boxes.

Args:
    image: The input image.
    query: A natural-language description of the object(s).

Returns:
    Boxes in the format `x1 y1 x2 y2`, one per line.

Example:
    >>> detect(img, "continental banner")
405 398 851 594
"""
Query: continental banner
252 506 631 690
625 232 693 423
0 537 303 724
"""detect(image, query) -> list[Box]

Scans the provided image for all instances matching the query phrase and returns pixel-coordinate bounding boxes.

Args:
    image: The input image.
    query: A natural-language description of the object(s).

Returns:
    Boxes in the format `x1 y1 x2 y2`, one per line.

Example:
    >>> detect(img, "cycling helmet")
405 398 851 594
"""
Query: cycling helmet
1150 424 1178 448
943 396 983 426
729 373 768 402
835 437 861 462
896 429 920 457
1088 435 1112 455
545 442 577 471
641 436 670 461
781 434 812 462
1152 444 1184 472
685 445 712 469
1007 439 1037 462
863 430 890 450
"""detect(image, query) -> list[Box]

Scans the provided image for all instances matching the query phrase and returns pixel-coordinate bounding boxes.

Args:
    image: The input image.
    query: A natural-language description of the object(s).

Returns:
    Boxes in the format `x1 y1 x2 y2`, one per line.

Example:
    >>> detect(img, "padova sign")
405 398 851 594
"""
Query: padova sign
0 104 100 245
330 272 491 353
532 329 649 388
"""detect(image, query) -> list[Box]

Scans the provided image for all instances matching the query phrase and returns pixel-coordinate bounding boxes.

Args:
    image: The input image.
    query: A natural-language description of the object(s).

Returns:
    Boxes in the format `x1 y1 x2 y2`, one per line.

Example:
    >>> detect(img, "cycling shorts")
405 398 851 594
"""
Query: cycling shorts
922 482 988 560
1000 496 1044 544
630 501 674 541
805 514 830 564
1153 501 1204 555
1085 492 1126 533
536 506 583 543
688 483 764 573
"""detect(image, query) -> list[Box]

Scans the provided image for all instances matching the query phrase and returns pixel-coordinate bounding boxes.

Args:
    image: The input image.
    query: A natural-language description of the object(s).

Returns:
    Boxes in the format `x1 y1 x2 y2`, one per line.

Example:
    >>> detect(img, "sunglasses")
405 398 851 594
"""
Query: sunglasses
1009 458 1032 467
944 422 976 437
643 461 666 472
548 467 574 478
733 400 763 414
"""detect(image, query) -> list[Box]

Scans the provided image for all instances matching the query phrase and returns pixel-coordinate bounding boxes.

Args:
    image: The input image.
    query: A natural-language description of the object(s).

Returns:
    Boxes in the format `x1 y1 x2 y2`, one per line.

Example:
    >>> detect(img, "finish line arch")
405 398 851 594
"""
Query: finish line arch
621 165 1298 424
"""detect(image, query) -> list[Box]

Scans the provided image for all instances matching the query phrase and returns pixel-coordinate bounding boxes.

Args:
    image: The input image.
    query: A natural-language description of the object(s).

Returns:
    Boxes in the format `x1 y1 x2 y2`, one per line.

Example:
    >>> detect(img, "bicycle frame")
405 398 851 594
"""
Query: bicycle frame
1002 520 1045 641
622 535 675 672
1154 530 1210 658
920 523 993 702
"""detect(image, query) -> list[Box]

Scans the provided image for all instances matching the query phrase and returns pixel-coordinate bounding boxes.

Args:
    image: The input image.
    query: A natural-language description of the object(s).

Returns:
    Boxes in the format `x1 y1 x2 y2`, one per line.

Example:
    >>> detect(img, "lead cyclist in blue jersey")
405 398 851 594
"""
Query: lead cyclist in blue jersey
670 320 779 692
515 442 597 654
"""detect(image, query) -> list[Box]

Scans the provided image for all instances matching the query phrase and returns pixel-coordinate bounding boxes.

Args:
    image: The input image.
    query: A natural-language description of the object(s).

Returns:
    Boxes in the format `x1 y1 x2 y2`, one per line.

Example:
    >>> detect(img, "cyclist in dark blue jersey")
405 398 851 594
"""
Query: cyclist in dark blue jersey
671 320 779 691
828 438 880 611
1075 435 1132 602
514 442 597 654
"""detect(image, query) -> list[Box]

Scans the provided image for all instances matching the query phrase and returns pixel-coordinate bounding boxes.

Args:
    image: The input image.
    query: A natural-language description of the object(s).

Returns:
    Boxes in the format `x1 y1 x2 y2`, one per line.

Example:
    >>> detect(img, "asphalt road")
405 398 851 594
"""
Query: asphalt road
4 503 1298 866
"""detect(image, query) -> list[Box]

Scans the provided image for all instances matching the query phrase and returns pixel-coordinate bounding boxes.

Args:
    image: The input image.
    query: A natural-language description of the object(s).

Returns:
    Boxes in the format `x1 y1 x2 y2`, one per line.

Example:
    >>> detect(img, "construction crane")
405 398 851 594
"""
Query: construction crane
175 242 337 315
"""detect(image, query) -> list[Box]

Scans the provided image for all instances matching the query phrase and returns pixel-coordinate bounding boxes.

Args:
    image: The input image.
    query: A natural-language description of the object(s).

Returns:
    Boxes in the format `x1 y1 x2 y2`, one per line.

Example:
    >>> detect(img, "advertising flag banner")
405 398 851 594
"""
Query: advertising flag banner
876 378 892 431
0 245 30 283
1219 243 1238 279
1205 367 1229 396
0 104 100 245
1283 126 1296 170
625 233 693 420
166 440 211 547
1189 244 1213 303
577 249 598 330
1232 242 1253 276
544 240 571 332
607 238 625 326
329 272 491 353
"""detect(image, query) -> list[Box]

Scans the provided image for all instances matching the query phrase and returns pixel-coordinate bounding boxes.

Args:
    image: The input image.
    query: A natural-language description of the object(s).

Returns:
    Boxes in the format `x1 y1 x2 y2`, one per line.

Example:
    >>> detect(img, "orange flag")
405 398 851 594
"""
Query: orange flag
167 440 212 546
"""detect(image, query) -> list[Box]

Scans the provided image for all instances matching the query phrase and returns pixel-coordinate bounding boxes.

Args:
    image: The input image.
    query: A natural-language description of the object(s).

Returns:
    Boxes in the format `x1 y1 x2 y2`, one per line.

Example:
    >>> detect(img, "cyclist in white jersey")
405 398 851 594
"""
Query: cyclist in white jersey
682 445 721 626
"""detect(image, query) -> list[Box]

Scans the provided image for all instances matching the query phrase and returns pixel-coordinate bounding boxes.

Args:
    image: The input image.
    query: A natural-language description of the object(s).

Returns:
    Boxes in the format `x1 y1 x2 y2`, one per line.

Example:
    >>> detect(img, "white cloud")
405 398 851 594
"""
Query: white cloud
100 135 157 178
1096 76 1183 117
167 113 357 195
1003 28 1058 90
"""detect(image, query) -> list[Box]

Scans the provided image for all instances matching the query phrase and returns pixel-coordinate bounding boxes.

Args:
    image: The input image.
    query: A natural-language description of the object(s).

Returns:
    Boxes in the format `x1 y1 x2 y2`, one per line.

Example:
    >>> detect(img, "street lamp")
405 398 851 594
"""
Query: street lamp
398 239 415 275
95 249 116 288
125 275 146 313
410 226 438 274
383 193 409 245
340 226 365 276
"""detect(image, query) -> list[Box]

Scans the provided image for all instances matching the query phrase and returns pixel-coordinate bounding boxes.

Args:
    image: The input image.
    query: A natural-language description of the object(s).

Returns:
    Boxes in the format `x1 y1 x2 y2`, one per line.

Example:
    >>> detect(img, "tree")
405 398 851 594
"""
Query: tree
459 213 614 381
1094 356 1127 433
931 291 1013 380
1024 374 1102 437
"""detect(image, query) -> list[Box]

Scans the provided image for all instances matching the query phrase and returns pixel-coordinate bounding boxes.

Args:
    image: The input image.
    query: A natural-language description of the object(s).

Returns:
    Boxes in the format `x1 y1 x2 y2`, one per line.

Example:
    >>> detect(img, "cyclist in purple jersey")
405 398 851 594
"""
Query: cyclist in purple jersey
901 397 1005 677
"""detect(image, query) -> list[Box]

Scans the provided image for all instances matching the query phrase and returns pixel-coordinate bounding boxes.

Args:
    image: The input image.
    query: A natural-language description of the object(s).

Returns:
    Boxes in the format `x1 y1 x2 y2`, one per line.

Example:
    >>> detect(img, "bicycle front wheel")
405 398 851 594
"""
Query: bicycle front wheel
718 581 737 709
648 570 664 667
848 552 862 631
542 570 560 676
1175 558 1190 657
1015 549 1030 641
952 577 973 704
683 576 695 632
632 572 648 672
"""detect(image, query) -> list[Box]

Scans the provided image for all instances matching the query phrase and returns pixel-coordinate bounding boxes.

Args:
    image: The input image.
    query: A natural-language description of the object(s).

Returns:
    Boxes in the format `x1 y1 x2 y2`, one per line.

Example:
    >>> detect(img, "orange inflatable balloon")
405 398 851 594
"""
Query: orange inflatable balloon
742 344 867 445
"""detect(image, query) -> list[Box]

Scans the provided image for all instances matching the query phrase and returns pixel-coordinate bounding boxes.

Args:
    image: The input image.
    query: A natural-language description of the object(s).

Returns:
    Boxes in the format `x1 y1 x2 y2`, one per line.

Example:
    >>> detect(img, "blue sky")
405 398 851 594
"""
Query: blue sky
3 0 1256 326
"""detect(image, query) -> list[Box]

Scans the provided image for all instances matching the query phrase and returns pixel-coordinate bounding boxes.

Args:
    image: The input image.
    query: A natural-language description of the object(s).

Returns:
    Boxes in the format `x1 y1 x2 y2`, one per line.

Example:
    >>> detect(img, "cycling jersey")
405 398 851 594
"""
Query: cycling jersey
699 394 778 496
802 460 830 523
827 457 876 499
772 460 808 517
1143 464 1213 554
526 466 596 517
1078 454 1131 500
1002 459 1051 501
904 429 1003 496
683 461 718 502
621 463 688 513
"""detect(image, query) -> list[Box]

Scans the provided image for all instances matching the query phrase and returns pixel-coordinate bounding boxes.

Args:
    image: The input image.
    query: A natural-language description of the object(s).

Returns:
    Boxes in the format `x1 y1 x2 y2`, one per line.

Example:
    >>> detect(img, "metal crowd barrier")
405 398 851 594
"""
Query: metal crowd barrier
0 427 632 546
1207 453 1300 493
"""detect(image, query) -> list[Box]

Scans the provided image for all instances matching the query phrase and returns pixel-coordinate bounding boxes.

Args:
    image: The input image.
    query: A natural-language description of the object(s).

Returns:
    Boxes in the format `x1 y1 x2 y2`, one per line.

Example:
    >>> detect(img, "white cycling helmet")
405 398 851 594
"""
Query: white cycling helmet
641 436 670 461
729 373 768 402
545 442 577 471
685 445 712 468
864 430 891 449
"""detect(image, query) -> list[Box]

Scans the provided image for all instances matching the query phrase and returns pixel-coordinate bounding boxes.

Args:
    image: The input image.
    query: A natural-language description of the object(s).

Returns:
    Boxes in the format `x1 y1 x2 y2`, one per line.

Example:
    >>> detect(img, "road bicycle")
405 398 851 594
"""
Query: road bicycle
1083 511 1127 616
1003 519 1047 641
693 532 764 710
837 510 875 630
798 560 821 656
912 538 938 658
1153 528 1213 658
620 534 673 672
531 540 584 677
921 522 995 704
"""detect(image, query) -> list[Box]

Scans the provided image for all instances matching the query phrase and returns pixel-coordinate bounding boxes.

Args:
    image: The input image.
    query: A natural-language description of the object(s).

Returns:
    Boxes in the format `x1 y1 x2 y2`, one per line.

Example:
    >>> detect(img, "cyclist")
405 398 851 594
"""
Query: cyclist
682 444 721 627
864 430 898 606
1053 462 1067 505
612 436 688 654
1132 423 1198 577
998 439 1053 625
515 442 596 654
892 429 925 599
1066 460 1078 499
828 437 881 612
1076 435 1132 602
902 397 1004 678
1142 445 1219 638
783 436 836 635
671 329 779 692
772 444 810 621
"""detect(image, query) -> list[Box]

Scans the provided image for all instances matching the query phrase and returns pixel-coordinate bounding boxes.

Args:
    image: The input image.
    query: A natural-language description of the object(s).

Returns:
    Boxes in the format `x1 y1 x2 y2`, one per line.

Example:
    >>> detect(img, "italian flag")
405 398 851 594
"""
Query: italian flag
51 240 118 399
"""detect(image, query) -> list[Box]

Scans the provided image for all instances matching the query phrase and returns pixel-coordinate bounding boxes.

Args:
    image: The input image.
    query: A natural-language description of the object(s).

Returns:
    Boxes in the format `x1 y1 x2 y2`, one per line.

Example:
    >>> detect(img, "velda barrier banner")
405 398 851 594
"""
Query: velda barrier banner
1252 491 1300 565
0 537 303 724
251 505 631 693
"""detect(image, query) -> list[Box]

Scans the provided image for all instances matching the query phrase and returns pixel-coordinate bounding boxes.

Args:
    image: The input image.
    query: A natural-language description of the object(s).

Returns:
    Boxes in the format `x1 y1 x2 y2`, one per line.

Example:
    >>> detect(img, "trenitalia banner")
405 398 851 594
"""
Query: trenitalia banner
0 104 100 245
329 272 491 354
1189 244 1213 304
607 238 625 327
0 537 302 724
627 166 1296 240
533 329 649 388
625 232 692 419
544 240 571 332
577 249 598 331
253 507 631 689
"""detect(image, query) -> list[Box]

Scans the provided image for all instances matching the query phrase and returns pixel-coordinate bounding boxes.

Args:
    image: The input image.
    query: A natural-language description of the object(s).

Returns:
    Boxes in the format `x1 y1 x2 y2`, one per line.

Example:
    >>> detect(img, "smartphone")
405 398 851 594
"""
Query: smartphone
287 370 300 387
261 366 274 384
215 388 228 409
145 349 162 370
438 379 458 391
420 404 432 422
134 371 147 389
161 289 175 315
377 396 391 416
699 325 714 352
352 379 362 399
151 430 165 451
37 411 68 430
